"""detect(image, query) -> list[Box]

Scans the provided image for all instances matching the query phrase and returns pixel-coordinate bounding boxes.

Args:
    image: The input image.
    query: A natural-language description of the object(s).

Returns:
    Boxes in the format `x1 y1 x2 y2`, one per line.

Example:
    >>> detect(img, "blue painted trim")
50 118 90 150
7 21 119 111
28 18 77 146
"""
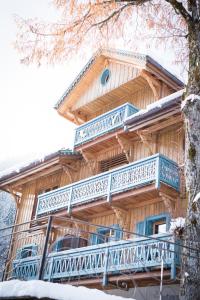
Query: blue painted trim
12 233 179 282
37 154 180 216
74 103 139 147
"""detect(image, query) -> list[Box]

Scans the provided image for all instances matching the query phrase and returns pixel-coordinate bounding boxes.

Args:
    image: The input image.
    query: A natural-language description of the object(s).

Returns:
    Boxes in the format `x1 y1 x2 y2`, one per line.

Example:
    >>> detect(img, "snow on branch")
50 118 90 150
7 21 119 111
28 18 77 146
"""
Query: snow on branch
193 192 200 203
181 94 200 110
170 217 185 236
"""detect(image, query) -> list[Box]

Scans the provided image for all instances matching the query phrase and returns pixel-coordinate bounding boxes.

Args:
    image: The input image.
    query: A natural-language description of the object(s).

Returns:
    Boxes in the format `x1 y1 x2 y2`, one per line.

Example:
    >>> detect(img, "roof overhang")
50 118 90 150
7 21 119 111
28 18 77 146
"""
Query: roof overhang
0 150 82 190
55 48 184 123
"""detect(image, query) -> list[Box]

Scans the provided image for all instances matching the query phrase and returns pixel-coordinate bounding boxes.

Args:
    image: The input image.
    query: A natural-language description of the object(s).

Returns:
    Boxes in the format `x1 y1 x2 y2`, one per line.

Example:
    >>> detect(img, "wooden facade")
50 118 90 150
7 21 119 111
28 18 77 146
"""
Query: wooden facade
0 49 185 288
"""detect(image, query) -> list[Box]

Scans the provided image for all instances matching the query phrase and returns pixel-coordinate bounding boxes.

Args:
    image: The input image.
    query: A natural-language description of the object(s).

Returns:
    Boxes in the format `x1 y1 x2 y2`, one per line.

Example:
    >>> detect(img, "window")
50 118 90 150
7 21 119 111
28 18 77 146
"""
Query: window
136 213 170 236
50 236 88 253
100 68 111 86
16 244 38 259
100 153 128 172
90 224 122 245
153 220 167 234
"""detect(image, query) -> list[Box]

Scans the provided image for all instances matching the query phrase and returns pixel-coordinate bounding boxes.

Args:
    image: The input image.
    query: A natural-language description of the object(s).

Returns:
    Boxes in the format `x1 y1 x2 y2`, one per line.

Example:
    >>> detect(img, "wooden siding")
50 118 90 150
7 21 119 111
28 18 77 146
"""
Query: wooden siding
73 61 140 111
89 200 167 236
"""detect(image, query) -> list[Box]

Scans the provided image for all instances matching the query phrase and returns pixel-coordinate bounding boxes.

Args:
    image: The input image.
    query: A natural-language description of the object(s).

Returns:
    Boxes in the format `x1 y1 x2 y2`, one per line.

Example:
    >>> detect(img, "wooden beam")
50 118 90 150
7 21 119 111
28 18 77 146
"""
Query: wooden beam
115 134 133 162
159 192 176 216
140 115 183 134
136 131 155 155
140 70 162 100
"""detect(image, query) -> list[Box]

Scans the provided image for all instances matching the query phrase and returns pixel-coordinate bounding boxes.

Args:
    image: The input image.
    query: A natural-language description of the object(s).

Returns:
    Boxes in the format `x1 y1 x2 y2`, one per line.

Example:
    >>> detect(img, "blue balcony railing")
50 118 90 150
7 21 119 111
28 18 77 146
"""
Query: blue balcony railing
74 103 139 147
36 154 180 217
12 234 179 282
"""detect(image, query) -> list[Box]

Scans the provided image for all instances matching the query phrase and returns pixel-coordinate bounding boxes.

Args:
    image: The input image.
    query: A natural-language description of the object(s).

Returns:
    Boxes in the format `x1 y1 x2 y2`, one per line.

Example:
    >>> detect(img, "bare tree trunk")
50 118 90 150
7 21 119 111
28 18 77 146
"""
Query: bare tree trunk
180 20 200 300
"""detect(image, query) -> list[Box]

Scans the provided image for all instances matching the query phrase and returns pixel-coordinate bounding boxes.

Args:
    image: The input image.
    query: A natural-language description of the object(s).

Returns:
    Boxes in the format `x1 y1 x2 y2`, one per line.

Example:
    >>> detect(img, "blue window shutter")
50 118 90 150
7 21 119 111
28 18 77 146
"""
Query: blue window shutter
90 233 98 245
97 228 106 244
145 219 154 236
16 249 21 259
31 245 38 256
108 224 122 241
166 213 171 231
136 221 145 236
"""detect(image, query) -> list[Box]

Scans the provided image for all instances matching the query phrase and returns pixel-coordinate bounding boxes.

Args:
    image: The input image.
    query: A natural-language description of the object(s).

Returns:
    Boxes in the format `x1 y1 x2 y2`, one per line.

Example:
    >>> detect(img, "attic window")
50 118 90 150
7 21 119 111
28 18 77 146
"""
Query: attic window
101 68 111 85
100 153 128 172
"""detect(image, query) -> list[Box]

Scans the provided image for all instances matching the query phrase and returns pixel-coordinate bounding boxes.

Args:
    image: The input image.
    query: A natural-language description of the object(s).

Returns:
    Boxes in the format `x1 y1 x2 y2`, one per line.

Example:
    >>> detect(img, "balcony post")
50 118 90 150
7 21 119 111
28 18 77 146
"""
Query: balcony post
67 187 73 214
107 174 112 202
155 155 161 189
123 104 129 132
102 247 109 286
38 215 52 280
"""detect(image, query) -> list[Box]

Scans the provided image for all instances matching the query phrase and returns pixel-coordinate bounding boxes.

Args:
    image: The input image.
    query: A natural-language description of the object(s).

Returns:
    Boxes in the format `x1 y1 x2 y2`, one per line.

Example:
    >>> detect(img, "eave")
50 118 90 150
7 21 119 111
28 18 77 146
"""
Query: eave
0 150 82 190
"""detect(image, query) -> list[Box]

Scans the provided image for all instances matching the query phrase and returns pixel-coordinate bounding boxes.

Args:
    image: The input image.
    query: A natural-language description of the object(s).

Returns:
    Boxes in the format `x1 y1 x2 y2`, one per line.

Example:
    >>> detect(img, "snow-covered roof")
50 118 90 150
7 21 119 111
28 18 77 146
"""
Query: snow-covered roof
0 280 132 300
0 149 81 184
124 89 184 127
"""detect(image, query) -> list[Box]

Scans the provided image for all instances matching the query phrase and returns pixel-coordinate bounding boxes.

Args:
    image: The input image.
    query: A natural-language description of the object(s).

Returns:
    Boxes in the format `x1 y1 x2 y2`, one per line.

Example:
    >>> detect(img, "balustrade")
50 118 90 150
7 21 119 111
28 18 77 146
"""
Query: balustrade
36 154 180 217
74 103 139 147
12 234 179 282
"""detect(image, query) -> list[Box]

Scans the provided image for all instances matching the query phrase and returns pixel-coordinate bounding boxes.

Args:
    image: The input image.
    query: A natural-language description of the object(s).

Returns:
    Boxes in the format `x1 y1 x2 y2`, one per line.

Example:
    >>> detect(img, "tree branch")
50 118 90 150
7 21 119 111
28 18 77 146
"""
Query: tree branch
164 0 192 22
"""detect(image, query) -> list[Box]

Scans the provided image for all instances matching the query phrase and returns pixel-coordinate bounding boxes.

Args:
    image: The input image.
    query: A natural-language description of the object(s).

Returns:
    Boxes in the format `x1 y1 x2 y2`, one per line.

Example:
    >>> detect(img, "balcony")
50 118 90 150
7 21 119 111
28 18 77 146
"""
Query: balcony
74 103 139 148
12 233 179 283
36 154 179 217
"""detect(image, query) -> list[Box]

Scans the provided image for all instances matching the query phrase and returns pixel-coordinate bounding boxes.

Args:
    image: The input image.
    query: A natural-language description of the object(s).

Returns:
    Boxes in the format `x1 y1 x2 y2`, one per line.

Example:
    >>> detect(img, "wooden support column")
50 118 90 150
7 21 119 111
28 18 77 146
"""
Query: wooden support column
140 70 162 100
159 192 176 217
80 150 97 175
137 131 156 156
111 206 130 239
115 134 134 162
62 166 73 183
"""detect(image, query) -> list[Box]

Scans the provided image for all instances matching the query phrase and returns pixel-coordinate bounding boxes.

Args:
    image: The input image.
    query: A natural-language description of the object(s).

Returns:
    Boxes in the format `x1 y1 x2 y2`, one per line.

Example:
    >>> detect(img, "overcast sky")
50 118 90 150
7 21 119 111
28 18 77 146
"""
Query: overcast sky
0 0 186 174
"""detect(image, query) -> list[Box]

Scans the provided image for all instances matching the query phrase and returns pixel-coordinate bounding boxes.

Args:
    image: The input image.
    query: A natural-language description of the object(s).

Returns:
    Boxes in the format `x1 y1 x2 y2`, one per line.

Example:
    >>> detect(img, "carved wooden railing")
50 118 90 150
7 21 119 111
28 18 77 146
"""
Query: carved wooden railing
36 154 180 217
12 234 179 282
74 103 139 147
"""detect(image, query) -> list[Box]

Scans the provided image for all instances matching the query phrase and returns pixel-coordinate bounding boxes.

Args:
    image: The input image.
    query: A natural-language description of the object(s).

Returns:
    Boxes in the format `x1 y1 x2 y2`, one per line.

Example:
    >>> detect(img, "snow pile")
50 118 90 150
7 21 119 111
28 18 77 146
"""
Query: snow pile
170 217 185 236
0 280 133 300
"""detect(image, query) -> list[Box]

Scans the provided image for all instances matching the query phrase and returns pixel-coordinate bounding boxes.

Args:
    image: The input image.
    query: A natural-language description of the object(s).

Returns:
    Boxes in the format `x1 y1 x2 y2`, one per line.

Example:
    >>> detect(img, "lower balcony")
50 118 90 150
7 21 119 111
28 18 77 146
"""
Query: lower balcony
12 233 180 286
36 154 180 217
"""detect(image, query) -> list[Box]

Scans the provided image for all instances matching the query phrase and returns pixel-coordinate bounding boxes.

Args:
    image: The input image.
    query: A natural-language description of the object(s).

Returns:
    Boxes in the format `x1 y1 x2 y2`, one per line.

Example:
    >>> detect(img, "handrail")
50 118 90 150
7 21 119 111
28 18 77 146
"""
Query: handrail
74 103 139 147
36 154 180 216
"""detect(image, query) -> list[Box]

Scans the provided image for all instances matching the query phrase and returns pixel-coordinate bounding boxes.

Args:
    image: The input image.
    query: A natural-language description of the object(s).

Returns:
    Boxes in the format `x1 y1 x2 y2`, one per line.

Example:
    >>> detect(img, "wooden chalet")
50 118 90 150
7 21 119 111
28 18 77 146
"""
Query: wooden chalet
0 48 186 295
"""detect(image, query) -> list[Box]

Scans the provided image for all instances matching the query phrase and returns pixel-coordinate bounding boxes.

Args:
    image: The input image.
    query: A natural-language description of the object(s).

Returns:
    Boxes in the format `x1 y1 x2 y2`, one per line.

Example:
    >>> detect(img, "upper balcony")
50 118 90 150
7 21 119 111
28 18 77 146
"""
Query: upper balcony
74 103 139 149
36 154 180 218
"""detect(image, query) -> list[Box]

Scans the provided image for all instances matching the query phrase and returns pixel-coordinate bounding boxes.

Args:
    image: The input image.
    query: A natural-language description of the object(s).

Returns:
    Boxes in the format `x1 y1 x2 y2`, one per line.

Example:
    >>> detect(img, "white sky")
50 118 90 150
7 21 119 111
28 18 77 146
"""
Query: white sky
0 0 186 173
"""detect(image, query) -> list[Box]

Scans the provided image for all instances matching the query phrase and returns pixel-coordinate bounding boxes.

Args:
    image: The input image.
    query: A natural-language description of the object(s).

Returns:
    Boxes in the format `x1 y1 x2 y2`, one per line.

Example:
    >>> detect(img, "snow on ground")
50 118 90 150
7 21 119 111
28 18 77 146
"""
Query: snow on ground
0 280 133 300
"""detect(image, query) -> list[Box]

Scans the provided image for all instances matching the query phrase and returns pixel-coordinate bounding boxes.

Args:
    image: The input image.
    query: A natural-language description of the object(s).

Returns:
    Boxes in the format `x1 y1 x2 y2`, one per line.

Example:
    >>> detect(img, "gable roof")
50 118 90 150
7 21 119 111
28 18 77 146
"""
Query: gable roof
55 48 184 110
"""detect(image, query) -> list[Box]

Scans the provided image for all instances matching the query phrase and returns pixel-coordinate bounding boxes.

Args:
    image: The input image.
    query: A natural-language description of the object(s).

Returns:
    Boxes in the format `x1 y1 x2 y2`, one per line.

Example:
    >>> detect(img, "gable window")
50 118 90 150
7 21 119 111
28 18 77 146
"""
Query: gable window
100 68 111 86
